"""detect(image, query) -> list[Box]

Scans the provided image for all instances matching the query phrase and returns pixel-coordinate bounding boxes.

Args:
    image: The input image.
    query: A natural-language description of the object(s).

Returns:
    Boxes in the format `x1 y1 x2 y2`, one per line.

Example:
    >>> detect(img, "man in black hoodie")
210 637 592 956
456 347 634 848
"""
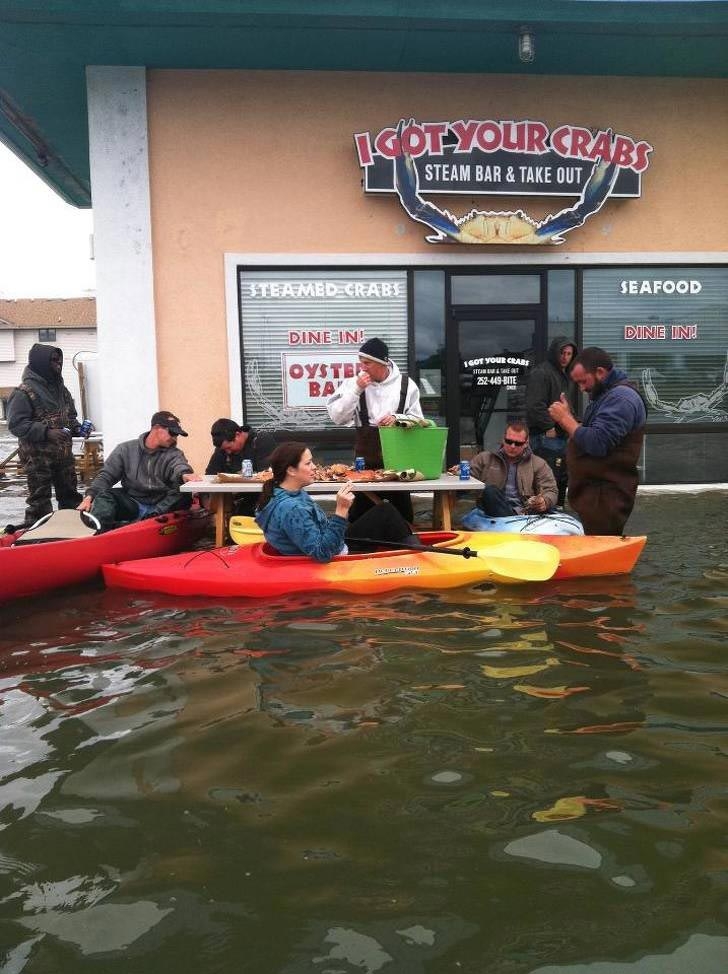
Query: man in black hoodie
525 336 577 507
7 343 83 526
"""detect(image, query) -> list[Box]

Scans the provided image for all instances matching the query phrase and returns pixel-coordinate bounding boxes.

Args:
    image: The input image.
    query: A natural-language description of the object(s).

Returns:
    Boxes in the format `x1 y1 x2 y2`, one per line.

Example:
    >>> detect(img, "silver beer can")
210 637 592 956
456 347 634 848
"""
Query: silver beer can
242 459 254 478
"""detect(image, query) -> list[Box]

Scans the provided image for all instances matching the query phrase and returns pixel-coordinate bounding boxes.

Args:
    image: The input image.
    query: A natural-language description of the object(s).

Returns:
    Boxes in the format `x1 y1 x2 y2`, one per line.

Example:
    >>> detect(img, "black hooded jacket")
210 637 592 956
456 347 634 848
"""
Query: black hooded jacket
7 344 80 444
205 428 277 476
525 336 577 436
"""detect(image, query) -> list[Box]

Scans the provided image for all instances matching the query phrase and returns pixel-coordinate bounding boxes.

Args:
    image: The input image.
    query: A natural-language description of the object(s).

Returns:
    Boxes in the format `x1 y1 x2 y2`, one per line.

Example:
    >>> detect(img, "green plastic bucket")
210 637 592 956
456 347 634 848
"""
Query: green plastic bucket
378 426 448 479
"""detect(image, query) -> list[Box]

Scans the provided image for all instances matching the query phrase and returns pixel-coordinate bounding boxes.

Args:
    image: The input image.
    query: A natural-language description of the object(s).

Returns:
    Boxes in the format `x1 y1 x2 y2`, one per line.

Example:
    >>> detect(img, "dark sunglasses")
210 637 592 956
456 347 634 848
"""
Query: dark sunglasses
503 437 527 446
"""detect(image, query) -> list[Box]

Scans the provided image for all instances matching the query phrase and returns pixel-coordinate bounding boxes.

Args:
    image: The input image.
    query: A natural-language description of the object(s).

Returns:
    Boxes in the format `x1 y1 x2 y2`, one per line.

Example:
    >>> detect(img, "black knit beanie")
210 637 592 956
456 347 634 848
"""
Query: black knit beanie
359 337 389 365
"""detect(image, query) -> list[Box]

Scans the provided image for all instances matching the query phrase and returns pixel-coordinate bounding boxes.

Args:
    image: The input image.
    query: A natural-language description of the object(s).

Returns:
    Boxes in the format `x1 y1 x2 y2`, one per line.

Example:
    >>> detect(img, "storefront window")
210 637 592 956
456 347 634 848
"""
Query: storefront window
547 270 575 348
583 267 728 427
413 270 445 425
451 274 540 305
238 269 408 430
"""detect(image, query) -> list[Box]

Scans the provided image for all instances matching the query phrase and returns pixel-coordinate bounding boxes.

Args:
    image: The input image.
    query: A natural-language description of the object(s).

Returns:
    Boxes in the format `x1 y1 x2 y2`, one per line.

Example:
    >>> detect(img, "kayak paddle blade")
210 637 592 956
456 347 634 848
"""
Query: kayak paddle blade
476 540 560 582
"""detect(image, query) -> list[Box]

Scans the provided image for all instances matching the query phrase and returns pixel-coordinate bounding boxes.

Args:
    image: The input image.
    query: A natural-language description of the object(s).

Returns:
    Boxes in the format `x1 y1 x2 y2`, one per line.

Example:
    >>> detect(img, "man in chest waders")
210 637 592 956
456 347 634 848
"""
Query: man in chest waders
6 344 83 529
326 337 424 523
548 346 647 536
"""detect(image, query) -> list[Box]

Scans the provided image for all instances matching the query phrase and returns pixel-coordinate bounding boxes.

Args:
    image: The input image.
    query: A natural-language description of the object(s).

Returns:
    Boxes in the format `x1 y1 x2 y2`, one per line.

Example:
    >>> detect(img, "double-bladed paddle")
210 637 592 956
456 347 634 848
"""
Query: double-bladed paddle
347 536 559 582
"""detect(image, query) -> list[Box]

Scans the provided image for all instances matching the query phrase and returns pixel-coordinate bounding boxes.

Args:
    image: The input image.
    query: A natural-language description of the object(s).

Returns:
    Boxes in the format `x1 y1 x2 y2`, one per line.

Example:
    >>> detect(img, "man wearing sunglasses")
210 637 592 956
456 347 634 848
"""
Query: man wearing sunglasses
468 421 558 517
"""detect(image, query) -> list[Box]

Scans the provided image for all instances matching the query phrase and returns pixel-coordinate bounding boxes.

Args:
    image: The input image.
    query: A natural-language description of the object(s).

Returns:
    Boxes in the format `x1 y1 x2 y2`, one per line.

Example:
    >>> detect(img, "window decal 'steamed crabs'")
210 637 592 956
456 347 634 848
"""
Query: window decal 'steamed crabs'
393 118 619 245
641 351 728 423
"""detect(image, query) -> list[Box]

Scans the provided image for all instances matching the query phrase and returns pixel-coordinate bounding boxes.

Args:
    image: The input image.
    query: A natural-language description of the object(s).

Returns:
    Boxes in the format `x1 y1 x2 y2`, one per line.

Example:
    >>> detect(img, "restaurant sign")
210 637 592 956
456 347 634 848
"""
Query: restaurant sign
465 355 531 393
354 117 653 245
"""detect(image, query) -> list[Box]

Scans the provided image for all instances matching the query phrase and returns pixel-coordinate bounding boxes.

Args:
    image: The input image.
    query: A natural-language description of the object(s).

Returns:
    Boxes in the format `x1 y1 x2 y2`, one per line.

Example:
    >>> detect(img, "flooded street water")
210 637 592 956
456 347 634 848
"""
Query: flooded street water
1 454 728 971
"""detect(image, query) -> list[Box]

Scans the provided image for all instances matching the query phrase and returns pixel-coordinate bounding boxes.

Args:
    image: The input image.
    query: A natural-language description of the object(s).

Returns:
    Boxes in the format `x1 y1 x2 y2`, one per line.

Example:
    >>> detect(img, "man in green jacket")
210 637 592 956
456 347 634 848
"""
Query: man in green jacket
469 421 558 517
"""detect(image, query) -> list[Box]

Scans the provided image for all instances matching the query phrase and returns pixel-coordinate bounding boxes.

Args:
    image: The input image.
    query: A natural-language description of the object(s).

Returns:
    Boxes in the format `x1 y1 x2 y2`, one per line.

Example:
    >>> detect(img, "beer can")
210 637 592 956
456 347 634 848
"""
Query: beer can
242 459 254 478
79 419 94 438
459 459 471 481
354 456 366 472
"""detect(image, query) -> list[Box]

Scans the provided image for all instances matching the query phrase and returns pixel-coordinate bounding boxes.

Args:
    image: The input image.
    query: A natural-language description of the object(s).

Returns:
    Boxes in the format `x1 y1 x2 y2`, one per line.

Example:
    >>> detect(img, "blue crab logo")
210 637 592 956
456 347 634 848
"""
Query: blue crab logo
393 118 620 245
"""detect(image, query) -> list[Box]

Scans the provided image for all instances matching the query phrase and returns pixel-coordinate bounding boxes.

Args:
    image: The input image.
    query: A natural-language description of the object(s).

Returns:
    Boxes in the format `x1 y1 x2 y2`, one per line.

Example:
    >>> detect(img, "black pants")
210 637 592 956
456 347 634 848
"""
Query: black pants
90 488 191 531
345 501 414 552
349 490 414 526
531 434 568 507
232 494 257 517
477 485 518 517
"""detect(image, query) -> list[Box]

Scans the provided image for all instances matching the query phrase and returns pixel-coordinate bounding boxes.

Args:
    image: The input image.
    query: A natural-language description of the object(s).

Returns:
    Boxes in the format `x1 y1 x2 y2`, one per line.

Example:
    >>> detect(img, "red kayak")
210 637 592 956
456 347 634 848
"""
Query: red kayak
0 508 211 602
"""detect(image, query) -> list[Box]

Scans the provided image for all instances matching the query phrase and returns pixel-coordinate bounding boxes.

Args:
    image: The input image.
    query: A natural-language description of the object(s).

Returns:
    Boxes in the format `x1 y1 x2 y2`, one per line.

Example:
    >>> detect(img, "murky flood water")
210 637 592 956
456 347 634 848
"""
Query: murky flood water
1 461 728 971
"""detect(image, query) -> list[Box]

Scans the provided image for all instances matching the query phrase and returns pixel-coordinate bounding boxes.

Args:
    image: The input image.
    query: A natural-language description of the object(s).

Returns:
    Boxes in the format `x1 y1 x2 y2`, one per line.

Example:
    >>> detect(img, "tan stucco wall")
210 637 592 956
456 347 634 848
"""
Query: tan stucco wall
147 69 728 469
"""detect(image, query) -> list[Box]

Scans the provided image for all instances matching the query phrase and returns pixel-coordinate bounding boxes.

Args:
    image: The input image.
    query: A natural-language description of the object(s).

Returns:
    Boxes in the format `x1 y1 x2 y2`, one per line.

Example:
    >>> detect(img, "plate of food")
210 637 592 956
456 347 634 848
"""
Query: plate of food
215 470 273 483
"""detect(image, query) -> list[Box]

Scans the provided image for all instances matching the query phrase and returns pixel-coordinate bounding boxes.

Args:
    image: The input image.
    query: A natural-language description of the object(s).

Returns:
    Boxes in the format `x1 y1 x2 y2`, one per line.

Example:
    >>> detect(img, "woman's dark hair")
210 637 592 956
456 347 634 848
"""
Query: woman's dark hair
257 441 309 510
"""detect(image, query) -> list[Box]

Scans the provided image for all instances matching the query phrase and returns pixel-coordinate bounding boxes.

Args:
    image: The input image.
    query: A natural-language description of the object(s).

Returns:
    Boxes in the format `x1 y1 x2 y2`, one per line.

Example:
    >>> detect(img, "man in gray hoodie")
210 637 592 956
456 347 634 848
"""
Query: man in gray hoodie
525 336 577 506
7 343 83 526
77 411 201 530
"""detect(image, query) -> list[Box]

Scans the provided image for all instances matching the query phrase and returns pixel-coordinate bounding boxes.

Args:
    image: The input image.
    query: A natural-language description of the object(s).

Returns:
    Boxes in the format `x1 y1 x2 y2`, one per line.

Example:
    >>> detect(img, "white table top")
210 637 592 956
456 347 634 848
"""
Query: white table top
181 473 484 494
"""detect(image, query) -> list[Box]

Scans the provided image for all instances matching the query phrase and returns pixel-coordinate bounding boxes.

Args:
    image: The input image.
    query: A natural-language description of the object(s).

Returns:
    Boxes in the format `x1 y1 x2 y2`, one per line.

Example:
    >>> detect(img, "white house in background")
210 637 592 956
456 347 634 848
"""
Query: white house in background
0 298 97 420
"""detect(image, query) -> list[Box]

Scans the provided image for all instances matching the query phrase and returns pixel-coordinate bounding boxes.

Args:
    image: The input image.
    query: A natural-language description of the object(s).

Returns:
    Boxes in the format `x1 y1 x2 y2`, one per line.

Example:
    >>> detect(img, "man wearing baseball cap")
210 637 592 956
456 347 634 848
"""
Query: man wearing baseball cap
77 410 202 530
327 336 423 522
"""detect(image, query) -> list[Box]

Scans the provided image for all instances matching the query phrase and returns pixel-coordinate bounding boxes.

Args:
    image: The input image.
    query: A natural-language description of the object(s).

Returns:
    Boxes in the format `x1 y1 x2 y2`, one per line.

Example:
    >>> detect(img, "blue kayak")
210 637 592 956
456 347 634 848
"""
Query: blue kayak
460 508 584 536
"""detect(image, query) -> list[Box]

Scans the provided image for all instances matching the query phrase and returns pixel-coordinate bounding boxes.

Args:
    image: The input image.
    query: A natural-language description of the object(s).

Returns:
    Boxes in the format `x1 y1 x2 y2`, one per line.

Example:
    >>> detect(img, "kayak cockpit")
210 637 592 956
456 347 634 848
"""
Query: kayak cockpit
254 530 464 562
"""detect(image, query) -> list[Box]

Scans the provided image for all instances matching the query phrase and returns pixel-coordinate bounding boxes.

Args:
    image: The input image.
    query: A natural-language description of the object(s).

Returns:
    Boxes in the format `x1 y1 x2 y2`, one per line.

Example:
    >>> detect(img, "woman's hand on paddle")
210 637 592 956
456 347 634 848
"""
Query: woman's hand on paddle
335 480 355 517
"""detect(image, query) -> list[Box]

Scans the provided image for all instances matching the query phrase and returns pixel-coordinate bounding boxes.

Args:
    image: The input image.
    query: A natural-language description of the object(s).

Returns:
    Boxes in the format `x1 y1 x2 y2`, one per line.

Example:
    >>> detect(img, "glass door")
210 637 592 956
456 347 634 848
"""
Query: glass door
447 312 542 461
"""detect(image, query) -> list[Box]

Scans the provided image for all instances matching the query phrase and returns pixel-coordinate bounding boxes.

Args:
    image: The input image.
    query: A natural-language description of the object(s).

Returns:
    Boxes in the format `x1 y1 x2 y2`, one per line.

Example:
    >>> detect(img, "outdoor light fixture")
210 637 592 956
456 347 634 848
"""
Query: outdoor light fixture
518 28 535 64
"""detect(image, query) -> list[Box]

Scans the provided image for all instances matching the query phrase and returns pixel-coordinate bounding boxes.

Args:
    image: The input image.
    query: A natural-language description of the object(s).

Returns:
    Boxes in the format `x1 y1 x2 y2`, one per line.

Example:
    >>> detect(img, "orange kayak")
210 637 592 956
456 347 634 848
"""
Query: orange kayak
228 520 645 581
485 532 647 579
102 530 644 598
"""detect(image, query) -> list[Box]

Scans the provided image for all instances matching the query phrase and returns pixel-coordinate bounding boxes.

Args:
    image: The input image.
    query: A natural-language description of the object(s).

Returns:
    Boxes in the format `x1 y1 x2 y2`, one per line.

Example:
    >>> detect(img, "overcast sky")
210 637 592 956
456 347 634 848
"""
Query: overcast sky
0 142 95 299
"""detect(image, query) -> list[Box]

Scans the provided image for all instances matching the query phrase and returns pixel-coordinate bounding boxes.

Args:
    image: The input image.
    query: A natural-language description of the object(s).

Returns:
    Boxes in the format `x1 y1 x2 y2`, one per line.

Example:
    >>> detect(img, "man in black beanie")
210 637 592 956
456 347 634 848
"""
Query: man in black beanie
7 343 83 527
327 336 423 522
